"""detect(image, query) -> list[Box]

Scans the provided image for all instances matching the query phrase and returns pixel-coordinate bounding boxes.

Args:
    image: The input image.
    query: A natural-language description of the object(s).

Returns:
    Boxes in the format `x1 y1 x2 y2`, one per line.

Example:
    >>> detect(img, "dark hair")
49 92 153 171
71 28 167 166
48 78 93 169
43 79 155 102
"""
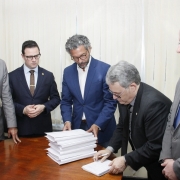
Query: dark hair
22 40 40 54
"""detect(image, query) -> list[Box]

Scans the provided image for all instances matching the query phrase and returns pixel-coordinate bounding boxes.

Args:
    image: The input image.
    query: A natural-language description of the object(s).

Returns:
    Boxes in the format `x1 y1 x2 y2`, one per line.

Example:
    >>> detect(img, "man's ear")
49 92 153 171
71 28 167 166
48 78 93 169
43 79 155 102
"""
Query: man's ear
129 82 138 91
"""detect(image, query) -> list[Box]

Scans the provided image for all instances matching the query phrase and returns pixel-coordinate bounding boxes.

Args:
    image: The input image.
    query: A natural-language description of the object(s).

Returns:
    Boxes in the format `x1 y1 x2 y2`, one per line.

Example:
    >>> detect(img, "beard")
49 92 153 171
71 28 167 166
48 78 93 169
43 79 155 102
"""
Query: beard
78 60 89 69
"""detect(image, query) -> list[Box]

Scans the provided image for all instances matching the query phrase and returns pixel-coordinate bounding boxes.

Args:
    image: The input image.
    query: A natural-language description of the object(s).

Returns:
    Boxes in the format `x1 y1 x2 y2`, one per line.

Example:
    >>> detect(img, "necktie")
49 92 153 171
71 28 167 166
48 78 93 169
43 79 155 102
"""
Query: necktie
29 70 35 96
174 105 180 128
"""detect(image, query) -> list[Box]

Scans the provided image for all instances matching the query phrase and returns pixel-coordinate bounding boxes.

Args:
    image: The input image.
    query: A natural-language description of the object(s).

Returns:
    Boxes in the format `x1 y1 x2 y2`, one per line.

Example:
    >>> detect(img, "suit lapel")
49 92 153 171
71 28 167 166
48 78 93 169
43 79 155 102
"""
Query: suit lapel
18 65 32 96
131 82 143 128
121 104 130 155
84 58 96 101
171 96 180 126
171 81 180 132
33 66 44 96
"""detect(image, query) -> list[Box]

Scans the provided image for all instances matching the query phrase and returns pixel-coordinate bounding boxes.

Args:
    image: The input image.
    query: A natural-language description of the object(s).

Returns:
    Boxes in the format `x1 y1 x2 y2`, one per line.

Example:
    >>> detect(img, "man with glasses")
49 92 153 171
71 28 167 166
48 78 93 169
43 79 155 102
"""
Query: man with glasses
9 40 60 136
61 34 117 147
94 61 171 180
159 31 180 180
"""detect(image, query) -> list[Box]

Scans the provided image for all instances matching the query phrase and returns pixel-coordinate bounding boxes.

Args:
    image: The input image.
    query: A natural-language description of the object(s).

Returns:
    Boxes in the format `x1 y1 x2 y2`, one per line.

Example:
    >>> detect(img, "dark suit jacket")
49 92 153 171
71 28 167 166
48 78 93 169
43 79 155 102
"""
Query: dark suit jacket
60 57 117 144
109 82 172 176
9 65 60 136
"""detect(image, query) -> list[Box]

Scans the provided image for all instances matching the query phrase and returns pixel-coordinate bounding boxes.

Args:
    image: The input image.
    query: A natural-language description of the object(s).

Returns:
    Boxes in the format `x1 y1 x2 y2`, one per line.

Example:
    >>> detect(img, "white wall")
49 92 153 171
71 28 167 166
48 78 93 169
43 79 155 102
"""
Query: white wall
1 1 180 120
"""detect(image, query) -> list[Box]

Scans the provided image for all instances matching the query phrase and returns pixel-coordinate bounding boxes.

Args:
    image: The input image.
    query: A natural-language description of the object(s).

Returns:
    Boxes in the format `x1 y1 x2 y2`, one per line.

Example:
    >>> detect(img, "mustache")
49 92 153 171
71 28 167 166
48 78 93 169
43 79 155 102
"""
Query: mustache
78 63 88 67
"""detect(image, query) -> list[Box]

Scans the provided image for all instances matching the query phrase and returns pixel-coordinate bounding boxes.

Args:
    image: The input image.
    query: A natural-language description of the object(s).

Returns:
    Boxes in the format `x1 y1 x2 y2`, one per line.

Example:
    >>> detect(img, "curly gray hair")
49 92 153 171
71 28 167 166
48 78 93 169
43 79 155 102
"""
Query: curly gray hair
65 34 91 54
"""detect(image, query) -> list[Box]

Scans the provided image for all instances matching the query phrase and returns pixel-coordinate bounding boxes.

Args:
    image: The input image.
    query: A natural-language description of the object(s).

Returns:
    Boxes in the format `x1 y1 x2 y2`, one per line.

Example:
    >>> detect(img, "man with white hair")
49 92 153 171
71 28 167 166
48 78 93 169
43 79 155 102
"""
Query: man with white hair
94 60 171 180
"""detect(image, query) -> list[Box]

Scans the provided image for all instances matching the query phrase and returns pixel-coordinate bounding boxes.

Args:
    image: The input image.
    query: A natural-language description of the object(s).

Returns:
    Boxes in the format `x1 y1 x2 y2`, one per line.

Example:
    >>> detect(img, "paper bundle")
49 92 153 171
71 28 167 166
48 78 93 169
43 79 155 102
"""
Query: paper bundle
45 129 97 165
82 160 112 176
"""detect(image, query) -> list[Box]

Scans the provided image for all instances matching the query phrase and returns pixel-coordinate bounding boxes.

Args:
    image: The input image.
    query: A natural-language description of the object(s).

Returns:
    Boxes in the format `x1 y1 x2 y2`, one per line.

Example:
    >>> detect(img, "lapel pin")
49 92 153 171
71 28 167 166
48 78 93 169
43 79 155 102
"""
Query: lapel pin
136 113 137 115
42 73 44 75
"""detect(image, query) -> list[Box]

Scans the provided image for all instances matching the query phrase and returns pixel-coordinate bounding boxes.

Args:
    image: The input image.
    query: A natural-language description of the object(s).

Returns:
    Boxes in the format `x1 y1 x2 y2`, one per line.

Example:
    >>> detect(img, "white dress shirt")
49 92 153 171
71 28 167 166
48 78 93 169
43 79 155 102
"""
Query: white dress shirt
77 57 91 120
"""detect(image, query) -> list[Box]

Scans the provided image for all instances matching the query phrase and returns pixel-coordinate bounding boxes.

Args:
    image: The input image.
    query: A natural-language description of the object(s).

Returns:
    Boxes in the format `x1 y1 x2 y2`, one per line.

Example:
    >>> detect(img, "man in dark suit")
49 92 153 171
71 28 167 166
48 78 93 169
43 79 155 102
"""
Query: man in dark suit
9 40 60 136
94 61 172 180
61 34 117 147
0 59 20 143
159 31 180 180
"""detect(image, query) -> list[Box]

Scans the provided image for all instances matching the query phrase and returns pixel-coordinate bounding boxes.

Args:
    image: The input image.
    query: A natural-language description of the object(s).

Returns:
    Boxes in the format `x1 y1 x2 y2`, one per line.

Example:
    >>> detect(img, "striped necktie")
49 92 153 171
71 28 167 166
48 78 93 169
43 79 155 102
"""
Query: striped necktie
174 104 180 129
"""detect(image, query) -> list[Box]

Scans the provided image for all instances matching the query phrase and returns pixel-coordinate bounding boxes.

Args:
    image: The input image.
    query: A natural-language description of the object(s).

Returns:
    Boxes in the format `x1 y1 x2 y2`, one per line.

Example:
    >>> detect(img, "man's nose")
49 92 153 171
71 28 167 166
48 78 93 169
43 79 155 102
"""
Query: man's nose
113 94 118 100
78 58 84 63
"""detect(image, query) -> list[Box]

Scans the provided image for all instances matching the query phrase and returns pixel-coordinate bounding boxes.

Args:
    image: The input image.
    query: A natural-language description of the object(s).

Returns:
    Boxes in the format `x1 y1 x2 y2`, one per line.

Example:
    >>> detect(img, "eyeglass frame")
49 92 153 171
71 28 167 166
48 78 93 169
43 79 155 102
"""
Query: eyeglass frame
71 50 89 61
24 54 41 60
108 87 127 99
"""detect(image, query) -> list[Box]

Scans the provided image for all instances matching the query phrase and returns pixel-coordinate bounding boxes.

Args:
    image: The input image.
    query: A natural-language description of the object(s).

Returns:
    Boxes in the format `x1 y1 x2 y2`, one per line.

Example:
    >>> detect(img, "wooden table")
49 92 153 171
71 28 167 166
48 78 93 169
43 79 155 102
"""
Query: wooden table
0 137 122 180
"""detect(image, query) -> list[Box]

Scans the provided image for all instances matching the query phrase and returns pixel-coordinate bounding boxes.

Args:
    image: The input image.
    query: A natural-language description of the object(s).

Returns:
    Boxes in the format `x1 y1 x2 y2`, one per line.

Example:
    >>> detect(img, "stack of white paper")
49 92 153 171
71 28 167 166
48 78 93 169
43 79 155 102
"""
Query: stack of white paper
82 160 112 176
45 129 97 165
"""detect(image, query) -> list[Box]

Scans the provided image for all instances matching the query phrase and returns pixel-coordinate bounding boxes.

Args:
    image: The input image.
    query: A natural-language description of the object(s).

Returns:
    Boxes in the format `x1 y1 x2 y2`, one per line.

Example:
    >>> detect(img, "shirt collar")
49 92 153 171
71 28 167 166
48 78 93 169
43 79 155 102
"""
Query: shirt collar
23 64 38 74
130 96 136 107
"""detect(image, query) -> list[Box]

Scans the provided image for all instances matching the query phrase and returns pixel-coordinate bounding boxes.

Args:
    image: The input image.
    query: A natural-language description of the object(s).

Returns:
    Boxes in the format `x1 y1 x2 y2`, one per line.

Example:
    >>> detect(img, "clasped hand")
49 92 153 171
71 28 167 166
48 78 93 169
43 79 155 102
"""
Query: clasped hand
23 104 45 118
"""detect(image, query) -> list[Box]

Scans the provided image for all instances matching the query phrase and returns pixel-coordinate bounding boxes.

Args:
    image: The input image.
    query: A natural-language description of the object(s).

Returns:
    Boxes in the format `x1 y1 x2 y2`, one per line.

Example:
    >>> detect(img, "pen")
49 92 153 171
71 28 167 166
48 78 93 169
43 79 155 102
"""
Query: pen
98 153 109 157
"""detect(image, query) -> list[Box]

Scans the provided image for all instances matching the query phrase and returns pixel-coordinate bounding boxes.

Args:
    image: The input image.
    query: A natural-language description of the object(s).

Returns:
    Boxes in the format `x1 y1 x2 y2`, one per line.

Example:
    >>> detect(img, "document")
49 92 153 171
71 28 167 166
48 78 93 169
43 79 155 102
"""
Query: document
47 147 95 160
46 129 93 142
82 160 112 176
49 143 97 155
45 129 97 165
47 151 97 165
49 141 97 151
55 137 97 148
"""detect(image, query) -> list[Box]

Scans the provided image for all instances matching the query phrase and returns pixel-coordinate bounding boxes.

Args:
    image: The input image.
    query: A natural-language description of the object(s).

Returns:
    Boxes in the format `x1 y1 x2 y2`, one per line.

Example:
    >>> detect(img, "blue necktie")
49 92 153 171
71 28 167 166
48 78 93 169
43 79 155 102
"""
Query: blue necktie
174 105 180 128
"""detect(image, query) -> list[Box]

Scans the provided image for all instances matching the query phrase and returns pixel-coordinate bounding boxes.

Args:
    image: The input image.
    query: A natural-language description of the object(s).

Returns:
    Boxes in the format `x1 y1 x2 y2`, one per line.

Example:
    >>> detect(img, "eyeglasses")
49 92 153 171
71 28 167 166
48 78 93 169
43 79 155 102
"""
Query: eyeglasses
108 88 126 99
71 50 89 61
24 54 41 60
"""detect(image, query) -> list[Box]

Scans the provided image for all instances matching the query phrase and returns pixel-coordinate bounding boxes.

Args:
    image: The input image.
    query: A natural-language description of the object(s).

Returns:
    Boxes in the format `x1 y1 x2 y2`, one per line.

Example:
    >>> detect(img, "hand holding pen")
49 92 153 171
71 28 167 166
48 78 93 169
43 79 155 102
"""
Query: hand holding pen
93 149 111 162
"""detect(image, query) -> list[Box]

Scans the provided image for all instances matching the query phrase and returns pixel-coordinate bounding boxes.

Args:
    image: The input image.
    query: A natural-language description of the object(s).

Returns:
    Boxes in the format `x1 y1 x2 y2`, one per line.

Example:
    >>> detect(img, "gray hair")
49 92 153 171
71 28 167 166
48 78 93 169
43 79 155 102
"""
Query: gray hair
65 34 91 54
106 61 141 88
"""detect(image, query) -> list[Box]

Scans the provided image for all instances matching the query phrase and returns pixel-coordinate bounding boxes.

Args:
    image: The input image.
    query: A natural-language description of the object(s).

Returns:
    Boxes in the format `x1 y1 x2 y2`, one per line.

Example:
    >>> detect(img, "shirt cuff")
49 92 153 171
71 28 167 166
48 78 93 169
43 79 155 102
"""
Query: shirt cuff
64 121 71 124
94 124 101 130
106 146 114 153
123 156 126 162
